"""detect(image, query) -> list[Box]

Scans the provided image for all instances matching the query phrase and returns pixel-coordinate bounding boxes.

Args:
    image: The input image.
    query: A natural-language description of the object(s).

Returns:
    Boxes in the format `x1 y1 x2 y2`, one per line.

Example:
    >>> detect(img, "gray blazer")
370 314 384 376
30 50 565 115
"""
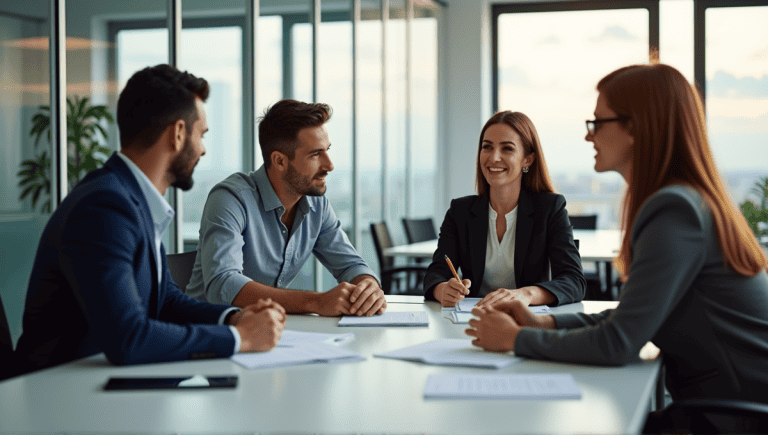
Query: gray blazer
515 185 768 404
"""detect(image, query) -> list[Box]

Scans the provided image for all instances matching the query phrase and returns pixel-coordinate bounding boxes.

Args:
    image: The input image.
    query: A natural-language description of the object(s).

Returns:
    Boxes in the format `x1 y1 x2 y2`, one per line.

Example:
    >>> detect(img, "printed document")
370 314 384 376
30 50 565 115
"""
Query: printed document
338 311 429 327
424 373 582 400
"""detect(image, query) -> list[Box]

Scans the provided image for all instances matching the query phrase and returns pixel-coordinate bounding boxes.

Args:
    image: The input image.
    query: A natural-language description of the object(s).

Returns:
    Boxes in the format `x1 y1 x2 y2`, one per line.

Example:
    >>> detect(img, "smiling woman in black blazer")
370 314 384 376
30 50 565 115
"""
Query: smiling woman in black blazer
424 111 585 307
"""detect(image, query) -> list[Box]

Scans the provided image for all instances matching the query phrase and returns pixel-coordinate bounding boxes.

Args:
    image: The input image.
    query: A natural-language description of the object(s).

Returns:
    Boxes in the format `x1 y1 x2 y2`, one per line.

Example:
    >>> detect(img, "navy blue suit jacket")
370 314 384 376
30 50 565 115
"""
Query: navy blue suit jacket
423 190 586 304
14 154 235 374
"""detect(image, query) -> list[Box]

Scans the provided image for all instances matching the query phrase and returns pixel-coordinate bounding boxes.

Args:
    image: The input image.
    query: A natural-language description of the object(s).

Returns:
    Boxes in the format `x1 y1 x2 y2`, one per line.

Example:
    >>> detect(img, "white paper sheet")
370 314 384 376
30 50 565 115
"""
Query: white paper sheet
375 338 521 369
338 311 429 327
277 329 355 347
424 373 582 400
456 298 553 315
231 344 364 370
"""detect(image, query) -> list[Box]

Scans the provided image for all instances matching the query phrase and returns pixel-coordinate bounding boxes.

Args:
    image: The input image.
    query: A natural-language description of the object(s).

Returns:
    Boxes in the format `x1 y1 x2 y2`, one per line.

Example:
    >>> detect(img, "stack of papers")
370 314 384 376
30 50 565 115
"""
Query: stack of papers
447 298 553 324
231 329 363 369
339 311 429 327
424 373 582 400
375 338 521 369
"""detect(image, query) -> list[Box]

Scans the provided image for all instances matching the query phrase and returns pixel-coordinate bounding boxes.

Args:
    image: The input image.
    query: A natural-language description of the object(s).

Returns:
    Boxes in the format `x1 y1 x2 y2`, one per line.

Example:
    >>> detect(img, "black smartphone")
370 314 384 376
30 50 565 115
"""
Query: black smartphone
104 375 238 391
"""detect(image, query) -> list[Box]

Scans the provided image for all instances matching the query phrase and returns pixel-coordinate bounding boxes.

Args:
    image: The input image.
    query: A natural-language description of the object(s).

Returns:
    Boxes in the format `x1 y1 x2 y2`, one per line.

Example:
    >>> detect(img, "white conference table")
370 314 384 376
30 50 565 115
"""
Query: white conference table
0 297 659 434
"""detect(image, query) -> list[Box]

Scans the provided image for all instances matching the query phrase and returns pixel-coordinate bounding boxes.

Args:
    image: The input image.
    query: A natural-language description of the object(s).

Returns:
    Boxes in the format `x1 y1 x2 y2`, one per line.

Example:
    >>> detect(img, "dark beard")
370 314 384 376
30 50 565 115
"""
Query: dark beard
169 136 196 191
284 163 327 197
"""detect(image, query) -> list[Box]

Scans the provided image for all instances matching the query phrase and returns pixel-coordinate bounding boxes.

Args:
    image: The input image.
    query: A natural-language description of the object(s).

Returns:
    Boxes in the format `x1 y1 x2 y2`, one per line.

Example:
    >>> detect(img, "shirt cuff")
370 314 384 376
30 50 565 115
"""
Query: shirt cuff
228 325 242 354
219 307 242 354
339 266 379 286
218 307 241 325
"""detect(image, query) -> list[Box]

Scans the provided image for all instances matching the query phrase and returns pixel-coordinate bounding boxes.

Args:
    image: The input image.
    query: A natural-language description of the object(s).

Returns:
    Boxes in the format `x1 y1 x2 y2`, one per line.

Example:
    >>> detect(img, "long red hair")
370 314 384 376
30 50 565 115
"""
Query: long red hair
598 64 767 277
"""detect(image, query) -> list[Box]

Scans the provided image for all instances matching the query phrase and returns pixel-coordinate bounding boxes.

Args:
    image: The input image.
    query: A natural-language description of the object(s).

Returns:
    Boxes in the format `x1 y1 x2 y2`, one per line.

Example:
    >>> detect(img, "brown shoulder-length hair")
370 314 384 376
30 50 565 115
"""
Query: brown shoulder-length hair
475 111 555 196
598 63 767 277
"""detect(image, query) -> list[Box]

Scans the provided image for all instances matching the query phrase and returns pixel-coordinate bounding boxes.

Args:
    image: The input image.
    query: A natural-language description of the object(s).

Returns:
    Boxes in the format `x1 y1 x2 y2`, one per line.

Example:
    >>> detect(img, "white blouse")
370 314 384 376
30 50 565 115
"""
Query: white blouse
479 204 518 297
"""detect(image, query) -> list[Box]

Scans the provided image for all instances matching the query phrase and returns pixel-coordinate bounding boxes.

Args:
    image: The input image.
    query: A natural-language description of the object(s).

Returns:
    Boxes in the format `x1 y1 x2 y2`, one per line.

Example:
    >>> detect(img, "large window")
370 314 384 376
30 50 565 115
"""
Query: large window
494 2 654 229
494 0 768 228
703 3 768 204
3 0 444 295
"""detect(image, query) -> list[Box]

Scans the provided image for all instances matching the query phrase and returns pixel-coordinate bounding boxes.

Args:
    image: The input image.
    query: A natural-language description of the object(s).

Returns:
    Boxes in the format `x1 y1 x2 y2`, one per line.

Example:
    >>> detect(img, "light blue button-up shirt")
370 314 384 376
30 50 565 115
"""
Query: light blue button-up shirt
186 165 378 305
116 152 240 352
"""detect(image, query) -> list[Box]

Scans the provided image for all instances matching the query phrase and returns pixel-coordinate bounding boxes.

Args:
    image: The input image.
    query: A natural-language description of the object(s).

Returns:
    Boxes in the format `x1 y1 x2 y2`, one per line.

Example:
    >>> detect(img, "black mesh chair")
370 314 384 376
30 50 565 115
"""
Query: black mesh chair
570 214 605 300
166 251 198 293
402 218 437 244
569 214 597 230
1 294 15 381
370 222 428 295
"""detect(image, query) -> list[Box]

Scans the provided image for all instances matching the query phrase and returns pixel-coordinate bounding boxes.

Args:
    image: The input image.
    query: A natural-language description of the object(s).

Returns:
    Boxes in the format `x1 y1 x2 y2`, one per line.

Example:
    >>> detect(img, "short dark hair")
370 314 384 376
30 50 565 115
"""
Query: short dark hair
258 99 332 167
117 64 209 149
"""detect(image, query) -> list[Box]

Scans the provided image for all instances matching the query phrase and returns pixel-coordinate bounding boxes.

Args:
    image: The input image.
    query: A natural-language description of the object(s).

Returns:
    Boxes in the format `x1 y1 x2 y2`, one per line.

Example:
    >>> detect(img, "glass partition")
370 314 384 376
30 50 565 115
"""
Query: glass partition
0 0 51 347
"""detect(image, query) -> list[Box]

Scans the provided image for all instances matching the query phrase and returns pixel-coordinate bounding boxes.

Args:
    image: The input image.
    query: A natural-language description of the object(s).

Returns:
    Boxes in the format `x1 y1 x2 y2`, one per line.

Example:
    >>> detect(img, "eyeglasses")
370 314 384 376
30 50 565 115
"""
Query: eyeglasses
585 116 629 135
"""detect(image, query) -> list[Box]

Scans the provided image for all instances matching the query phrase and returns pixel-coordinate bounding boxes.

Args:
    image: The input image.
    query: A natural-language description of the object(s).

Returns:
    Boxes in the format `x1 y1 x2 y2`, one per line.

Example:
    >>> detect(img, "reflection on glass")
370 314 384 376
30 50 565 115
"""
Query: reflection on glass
386 0 407 242
0 1 51 346
706 6 768 206
498 9 649 229
358 0 384 275
409 3 438 220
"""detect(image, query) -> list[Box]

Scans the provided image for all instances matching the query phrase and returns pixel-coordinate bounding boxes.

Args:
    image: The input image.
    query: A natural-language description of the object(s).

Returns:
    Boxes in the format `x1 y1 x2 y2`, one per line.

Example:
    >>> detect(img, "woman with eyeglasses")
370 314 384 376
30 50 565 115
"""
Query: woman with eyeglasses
423 111 585 309
466 64 768 432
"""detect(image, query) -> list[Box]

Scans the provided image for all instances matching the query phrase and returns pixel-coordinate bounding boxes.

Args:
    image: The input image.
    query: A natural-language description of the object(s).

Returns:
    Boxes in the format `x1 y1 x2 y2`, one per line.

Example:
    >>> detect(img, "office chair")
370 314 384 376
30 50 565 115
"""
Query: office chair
652 399 768 433
401 218 438 281
1 293 15 381
370 222 429 295
569 214 606 300
402 218 437 244
166 251 198 293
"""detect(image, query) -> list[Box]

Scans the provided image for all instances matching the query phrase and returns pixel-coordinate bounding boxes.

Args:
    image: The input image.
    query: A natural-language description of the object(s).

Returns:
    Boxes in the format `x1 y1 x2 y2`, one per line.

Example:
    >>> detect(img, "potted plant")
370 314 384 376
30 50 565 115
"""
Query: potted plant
17 96 114 212
740 175 768 245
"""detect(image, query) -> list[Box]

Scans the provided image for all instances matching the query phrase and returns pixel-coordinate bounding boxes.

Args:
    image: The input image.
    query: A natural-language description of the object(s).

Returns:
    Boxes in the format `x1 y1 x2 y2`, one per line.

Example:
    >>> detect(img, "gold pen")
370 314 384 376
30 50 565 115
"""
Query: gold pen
444 255 461 283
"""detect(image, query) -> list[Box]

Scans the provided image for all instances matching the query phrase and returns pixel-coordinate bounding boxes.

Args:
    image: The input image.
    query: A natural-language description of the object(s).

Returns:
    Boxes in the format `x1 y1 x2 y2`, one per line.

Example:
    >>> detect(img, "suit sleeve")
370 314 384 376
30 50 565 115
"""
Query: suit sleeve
515 190 706 365
533 195 586 305
58 191 236 365
424 199 462 300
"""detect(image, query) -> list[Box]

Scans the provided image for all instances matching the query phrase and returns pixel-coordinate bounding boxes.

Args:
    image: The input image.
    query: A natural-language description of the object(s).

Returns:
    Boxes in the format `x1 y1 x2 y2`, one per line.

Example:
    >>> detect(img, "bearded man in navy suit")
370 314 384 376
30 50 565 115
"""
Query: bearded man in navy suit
13 65 285 376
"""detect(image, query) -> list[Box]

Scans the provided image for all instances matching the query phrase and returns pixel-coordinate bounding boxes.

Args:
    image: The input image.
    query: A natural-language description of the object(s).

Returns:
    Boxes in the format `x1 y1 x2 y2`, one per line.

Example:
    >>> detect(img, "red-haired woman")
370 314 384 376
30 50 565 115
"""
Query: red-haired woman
467 64 768 432
423 111 586 308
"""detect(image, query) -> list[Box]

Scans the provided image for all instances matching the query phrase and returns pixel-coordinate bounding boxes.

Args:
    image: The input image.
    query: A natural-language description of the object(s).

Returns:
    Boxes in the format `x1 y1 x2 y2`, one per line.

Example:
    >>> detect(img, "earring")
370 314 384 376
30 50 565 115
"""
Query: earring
522 167 529 173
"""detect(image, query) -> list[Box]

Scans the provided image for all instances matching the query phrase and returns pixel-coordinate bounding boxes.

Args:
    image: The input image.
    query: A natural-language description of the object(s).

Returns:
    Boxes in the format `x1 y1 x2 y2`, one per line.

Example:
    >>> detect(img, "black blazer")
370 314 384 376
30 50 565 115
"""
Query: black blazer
424 189 585 305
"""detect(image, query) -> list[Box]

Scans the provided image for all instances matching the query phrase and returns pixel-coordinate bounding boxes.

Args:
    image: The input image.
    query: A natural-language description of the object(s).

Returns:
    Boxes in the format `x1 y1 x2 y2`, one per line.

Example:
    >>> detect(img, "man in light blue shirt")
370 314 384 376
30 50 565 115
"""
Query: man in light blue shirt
187 99 386 317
